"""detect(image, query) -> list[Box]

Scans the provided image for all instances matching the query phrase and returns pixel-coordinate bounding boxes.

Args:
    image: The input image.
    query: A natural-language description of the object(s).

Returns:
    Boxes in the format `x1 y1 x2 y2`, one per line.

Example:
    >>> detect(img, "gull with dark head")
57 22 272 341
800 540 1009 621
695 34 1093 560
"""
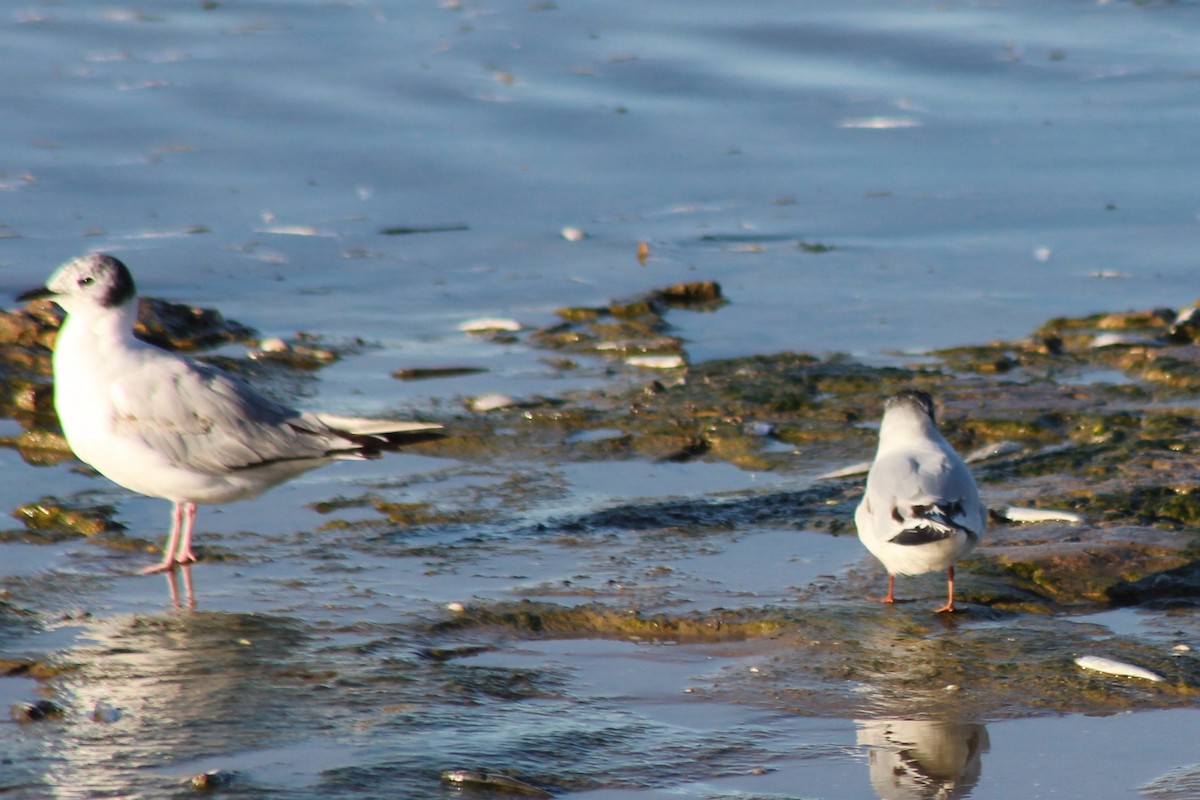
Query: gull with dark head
19 253 443 574
854 389 985 613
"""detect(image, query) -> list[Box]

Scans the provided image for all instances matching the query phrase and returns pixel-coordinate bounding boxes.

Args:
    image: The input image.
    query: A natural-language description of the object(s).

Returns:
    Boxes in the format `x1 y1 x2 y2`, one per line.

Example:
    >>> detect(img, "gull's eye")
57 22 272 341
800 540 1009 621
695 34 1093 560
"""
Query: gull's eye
79 276 95 287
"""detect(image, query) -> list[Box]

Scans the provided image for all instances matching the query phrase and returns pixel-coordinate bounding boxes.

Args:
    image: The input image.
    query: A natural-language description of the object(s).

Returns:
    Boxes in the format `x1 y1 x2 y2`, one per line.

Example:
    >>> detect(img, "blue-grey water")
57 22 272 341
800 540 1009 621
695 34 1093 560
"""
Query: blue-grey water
2 2 1200 798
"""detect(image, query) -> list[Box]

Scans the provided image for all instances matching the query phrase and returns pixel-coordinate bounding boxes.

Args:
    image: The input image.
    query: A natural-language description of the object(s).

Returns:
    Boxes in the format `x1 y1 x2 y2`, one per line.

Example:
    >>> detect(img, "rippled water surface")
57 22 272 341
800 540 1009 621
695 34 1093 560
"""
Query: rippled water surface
3 1 1200 798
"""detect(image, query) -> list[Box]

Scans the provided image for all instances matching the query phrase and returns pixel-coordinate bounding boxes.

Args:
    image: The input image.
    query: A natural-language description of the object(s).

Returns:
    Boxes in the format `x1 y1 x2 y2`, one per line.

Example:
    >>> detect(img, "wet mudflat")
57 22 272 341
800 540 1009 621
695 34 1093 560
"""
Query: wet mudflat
4 1 1200 798
5 285 1200 798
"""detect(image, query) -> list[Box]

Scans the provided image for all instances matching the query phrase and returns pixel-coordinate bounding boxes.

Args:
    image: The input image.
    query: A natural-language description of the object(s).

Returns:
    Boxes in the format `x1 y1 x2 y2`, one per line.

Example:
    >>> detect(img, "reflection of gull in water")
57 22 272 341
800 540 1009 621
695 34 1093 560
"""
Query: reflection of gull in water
857 719 990 800
40 612 315 798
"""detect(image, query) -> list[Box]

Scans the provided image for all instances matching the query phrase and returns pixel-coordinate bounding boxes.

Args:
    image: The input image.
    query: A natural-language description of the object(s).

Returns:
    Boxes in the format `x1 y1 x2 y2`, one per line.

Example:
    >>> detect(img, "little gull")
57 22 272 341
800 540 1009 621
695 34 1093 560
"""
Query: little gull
19 253 443 574
854 389 986 612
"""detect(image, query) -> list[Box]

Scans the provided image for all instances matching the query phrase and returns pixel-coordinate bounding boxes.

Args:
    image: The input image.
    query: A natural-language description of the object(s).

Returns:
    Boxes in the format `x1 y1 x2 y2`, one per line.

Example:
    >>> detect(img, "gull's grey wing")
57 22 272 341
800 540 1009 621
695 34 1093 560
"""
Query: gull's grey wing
867 448 984 532
107 352 335 474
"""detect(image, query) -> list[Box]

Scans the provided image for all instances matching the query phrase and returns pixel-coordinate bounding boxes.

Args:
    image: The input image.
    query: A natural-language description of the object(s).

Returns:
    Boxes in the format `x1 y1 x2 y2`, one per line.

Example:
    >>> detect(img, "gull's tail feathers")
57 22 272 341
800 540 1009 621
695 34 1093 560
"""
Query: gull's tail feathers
888 502 975 546
311 414 446 454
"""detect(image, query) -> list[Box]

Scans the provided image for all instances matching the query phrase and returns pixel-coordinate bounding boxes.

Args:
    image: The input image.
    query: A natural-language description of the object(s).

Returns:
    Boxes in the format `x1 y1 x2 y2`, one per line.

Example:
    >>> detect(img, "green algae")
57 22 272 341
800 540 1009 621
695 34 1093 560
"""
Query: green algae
10 496 125 538
311 493 488 532
431 599 789 643
421 597 1200 720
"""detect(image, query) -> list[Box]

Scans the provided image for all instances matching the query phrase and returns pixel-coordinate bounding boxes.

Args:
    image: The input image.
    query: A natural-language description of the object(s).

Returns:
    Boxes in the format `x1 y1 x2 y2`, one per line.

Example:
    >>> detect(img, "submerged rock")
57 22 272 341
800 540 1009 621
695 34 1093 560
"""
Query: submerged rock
191 770 238 791
11 699 65 722
1108 561 1200 608
11 496 125 539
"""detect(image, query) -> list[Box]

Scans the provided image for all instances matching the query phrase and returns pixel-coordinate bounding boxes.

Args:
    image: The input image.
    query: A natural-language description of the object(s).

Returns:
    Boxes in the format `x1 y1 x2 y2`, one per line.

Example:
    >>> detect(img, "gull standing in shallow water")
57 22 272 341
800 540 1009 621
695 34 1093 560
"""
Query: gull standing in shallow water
854 389 986 613
19 253 444 575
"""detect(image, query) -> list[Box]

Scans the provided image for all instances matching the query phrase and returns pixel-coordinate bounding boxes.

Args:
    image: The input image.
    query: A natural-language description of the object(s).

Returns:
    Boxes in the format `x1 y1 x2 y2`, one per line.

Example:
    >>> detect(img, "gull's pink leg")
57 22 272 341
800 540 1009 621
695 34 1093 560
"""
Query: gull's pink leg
934 566 957 613
173 502 199 565
869 574 897 605
139 501 185 575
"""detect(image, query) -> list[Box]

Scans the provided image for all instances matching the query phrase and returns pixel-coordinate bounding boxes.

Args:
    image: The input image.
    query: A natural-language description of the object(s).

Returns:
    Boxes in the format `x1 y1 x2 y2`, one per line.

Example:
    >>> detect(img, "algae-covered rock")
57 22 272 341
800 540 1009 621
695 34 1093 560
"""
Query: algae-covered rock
431 599 789 643
11 497 125 538
534 282 723 364
1108 561 1200 607
2 294 256 381
134 296 256 352
972 523 1193 606
700 611 1200 720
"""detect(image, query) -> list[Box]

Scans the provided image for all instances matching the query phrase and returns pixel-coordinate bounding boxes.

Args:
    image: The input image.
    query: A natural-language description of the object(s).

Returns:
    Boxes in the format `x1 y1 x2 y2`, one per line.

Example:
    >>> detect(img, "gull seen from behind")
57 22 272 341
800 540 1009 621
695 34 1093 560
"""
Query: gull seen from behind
19 253 443 574
854 389 986 613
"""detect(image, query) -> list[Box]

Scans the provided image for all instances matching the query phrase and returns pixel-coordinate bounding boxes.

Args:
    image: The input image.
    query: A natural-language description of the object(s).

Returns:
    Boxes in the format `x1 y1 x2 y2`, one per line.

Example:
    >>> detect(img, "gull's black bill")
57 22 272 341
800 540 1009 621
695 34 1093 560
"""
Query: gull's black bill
16 286 55 302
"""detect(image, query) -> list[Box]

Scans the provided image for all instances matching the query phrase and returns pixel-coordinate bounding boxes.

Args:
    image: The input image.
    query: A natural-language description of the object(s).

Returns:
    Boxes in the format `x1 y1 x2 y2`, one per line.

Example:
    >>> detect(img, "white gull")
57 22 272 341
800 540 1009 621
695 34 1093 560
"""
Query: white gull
854 389 986 613
19 253 443 574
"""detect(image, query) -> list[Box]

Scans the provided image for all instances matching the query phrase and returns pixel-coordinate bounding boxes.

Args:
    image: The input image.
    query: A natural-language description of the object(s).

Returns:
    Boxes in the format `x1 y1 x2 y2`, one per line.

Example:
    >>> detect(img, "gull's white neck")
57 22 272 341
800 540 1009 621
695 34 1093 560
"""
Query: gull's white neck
58 299 138 344
54 300 143 371
877 406 942 451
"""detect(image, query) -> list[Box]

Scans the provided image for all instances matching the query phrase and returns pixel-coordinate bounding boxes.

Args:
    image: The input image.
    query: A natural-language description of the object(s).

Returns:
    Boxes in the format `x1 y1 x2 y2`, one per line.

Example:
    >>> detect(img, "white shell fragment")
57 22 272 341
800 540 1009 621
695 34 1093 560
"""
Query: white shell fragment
816 461 871 480
1090 332 1157 349
1000 506 1086 524
561 226 586 241
838 116 921 129
257 337 289 353
253 225 334 237
625 354 685 369
458 317 522 333
963 440 1021 463
467 393 521 412
1075 655 1165 682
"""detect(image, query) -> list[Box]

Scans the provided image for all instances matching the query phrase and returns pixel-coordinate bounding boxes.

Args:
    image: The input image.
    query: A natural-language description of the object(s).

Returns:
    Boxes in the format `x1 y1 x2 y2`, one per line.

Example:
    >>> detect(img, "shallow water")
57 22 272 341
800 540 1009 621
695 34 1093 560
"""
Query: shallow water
3 1 1200 798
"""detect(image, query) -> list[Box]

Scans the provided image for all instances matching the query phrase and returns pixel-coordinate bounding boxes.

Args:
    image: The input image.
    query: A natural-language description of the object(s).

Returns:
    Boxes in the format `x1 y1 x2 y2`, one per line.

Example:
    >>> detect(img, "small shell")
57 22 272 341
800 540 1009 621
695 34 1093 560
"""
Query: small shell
1090 332 1155 349
468 393 520 412
254 225 332 237
91 701 121 723
561 226 586 241
458 317 522 333
1075 655 1164 682
1001 506 1086 524
963 440 1021 463
625 354 685 369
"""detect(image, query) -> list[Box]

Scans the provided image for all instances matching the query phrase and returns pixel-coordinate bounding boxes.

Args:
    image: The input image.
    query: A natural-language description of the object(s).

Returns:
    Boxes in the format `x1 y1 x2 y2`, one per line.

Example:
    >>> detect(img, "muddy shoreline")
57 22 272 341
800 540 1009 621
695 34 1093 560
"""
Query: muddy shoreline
3 282 1200 795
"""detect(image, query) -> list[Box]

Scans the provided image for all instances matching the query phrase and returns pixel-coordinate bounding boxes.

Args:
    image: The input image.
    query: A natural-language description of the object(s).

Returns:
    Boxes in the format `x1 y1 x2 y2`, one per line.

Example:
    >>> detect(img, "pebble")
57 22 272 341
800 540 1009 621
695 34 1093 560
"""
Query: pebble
746 421 776 437
561 226 586 241
91 701 121 723
192 770 236 790
441 770 553 799
257 336 289 353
